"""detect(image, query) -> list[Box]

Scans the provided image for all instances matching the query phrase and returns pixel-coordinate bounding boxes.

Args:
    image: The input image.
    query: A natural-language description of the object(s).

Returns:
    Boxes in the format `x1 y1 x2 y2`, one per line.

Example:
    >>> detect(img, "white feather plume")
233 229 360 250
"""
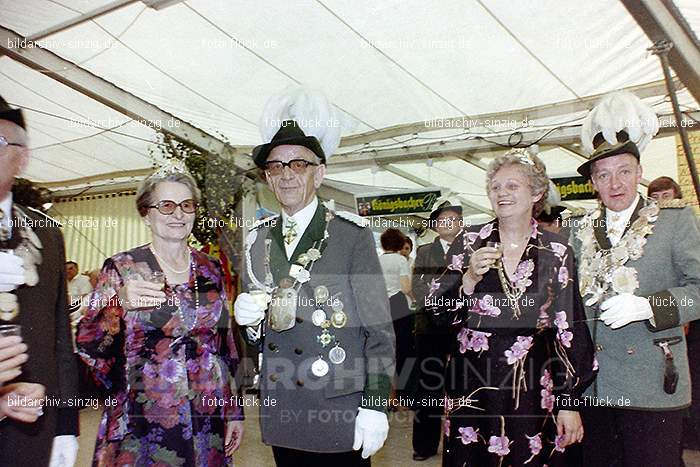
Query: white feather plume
259 85 342 158
580 90 659 155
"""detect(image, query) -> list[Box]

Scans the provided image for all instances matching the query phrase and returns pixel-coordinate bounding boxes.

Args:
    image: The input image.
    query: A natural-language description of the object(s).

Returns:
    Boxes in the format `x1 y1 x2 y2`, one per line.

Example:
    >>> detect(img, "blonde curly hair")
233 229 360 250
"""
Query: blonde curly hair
485 148 549 217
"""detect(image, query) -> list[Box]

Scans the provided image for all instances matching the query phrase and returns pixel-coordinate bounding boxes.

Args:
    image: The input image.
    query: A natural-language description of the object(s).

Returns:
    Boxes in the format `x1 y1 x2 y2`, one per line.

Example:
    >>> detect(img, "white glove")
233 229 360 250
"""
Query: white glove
245 324 262 342
49 435 78 467
233 293 265 326
0 252 25 293
352 408 389 459
599 293 653 329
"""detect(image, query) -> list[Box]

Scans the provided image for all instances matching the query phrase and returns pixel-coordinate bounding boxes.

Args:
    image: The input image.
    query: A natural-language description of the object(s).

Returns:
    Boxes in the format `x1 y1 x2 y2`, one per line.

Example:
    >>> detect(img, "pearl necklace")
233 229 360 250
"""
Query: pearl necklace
150 244 191 274
170 258 198 345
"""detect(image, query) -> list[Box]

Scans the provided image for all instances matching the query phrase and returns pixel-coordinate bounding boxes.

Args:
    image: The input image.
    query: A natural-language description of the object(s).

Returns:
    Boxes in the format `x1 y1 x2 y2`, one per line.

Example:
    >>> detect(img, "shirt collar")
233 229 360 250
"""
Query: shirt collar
606 193 640 226
439 238 451 254
282 197 318 235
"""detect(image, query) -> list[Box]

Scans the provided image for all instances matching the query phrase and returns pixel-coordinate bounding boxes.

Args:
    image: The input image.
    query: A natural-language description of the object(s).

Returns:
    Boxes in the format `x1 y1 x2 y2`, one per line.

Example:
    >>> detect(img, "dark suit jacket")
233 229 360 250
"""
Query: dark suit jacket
412 238 450 335
242 203 395 452
0 205 79 466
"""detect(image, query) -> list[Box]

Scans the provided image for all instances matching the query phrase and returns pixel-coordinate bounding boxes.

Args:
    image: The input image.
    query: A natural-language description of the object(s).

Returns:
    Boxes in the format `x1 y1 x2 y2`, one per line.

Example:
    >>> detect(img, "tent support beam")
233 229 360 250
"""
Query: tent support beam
27 0 140 41
650 40 700 203
340 78 684 147
0 26 252 170
621 0 700 104
382 164 493 216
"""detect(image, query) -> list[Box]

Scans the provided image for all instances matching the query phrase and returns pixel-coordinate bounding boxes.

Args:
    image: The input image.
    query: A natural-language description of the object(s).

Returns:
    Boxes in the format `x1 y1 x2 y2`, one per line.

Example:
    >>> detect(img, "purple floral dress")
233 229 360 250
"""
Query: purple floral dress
77 245 243 467
426 220 596 467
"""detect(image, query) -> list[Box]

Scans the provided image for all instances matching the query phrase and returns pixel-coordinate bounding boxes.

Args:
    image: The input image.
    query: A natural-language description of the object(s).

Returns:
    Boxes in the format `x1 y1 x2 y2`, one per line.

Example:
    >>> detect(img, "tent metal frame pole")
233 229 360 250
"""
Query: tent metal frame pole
650 40 700 204
27 0 141 41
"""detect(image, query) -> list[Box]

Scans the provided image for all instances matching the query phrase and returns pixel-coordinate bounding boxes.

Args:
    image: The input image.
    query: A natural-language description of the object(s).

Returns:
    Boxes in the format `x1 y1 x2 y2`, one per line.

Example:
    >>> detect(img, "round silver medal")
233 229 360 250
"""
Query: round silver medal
328 344 346 365
331 299 344 312
311 309 327 327
311 357 329 377
314 285 330 304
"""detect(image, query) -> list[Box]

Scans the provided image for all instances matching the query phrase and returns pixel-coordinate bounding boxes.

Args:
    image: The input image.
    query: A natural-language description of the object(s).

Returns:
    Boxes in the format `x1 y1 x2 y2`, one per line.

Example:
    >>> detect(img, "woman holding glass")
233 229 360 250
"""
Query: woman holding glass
77 167 244 466
426 149 596 466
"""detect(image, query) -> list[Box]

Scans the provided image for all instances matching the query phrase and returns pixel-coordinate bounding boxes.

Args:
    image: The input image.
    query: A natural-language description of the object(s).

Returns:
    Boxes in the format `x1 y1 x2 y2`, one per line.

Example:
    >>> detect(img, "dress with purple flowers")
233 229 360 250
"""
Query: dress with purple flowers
426 220 596 467
77 245 243 466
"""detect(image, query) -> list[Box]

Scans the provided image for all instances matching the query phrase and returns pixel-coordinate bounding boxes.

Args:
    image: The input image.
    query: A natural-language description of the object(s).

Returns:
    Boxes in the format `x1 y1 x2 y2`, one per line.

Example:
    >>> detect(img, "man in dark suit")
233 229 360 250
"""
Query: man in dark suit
411 201 462 461
0 96 79 466
233 88 395 466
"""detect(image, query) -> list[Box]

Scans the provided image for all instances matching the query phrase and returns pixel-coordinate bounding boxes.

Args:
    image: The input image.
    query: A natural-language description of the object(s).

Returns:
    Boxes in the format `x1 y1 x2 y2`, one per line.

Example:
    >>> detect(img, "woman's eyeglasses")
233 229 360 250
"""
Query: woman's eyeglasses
0 136 25 149
149 199 197 215
263 159 318 176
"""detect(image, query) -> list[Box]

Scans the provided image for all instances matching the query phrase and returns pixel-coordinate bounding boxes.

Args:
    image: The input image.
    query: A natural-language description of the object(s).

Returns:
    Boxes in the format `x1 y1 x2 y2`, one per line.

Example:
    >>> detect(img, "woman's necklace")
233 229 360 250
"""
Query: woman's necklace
496 231 531 319
150 244 190 274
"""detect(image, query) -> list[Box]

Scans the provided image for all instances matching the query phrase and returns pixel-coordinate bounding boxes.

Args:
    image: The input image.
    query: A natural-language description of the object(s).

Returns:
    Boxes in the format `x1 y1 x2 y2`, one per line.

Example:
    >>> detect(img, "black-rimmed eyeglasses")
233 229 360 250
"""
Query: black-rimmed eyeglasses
0 136 25 149
149 199 198 215
263 159 318 176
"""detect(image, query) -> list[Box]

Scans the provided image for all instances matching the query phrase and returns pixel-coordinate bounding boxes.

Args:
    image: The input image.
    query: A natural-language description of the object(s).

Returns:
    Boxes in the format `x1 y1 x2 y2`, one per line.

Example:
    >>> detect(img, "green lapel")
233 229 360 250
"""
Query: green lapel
267 203 328 284
593 207 612 250
621 196 644 238
269 217 288 284
290 203 328 263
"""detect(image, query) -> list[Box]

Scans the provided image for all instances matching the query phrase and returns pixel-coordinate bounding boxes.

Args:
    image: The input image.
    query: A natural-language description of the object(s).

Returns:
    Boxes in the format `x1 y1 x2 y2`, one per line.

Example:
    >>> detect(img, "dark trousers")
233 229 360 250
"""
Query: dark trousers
272 446 370 467
412 332 450 456
581 406 684 467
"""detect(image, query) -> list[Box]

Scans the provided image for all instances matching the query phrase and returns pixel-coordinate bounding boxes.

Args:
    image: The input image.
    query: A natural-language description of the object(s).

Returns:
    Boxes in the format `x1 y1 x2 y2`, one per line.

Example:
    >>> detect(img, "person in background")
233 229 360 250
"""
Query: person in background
379 228 414 408
87 269 100 289
411 200 463 461
535 181 568 237
77 165 244 466
647 176 682 202
0 95 79 466
66 261 92 310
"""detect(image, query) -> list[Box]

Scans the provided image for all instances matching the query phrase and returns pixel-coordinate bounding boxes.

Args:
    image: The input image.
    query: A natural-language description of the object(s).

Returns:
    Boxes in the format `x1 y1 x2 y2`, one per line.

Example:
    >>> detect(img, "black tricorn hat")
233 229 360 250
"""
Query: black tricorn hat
252 120 326 168
0 95 25 129
577 130 640 179
428 201 463 230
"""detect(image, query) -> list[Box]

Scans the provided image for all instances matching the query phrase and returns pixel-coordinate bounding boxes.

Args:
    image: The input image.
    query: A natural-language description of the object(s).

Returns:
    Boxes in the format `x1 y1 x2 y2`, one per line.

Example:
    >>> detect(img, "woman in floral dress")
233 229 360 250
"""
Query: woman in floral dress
426 150 596 467
78 168 244 466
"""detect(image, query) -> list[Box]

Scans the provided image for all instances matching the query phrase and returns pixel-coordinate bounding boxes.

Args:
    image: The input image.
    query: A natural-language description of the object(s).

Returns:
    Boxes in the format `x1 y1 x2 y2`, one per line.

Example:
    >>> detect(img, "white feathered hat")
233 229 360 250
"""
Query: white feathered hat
252 86 342 167
577 90 659 178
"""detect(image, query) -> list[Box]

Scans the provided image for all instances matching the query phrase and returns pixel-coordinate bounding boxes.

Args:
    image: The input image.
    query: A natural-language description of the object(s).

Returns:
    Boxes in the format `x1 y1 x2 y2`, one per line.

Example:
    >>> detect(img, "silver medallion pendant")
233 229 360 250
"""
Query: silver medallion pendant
311 356 329 377
330 310 347 329
311 309 327 327
269 282 298 332
328 343 346 365
314 285 330 304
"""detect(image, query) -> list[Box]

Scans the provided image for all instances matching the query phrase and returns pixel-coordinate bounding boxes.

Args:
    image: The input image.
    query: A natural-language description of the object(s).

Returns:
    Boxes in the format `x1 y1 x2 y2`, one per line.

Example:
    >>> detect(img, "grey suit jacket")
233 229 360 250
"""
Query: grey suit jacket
569 198 700 410
242 204 395 452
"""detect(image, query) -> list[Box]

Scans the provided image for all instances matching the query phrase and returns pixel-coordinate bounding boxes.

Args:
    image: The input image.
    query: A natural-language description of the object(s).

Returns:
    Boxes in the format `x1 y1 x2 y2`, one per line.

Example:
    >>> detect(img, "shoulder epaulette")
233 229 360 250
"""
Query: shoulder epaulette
333 210 370 227
25 206 63 227
248 215 279 232
657 199 689 209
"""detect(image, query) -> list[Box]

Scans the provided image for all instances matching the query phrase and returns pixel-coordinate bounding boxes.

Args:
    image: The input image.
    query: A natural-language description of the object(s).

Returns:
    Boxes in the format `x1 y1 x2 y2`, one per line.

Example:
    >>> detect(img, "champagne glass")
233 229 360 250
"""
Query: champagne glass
0 324 21 338
485 241 503 269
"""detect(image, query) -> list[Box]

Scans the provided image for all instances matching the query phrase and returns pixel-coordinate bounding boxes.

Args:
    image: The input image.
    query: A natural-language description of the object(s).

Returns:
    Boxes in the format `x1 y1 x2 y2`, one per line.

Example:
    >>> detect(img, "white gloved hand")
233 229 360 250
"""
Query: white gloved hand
0 252 25 293
599 293 653 329
352 408 389 459
245 324 262 342
49 435 79 467
233 293 265 326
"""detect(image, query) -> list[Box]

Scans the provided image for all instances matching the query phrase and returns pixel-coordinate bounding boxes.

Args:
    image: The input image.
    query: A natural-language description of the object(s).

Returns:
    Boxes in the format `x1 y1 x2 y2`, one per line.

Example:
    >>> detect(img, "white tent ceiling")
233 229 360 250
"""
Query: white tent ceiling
0 0 698 218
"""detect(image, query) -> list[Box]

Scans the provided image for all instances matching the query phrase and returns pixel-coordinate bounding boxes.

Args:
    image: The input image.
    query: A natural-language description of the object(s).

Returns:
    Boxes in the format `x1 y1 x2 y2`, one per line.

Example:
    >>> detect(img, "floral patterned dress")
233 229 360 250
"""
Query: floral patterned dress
426 220 597 467
77 245 243 467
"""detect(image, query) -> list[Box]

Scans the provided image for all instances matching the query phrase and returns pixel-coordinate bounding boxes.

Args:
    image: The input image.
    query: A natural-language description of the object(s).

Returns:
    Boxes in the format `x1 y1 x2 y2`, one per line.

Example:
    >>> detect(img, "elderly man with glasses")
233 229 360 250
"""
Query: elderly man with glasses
234 87 395 466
